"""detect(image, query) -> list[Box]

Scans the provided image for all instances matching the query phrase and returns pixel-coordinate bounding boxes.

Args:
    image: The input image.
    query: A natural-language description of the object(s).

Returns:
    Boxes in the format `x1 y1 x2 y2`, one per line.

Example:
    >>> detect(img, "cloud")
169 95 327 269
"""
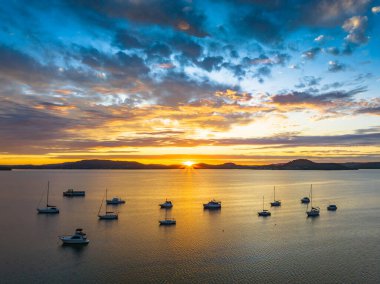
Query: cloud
302 47 321 59
328 60 347 72
270 87 366 111
372 6 380 14
343 16 369 44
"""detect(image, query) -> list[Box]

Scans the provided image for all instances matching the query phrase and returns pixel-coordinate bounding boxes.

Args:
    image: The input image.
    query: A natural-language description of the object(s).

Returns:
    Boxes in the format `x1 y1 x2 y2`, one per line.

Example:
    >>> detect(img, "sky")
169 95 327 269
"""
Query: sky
0 0 380 165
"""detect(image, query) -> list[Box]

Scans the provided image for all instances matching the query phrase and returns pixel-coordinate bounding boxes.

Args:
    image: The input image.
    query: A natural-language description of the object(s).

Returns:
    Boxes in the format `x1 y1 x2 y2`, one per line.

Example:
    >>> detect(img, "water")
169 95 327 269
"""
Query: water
0 169 379 283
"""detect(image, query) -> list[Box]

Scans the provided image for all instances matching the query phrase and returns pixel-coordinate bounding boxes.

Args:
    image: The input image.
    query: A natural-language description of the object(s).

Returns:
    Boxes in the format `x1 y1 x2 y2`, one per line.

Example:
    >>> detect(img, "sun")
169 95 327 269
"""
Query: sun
182 161 195 167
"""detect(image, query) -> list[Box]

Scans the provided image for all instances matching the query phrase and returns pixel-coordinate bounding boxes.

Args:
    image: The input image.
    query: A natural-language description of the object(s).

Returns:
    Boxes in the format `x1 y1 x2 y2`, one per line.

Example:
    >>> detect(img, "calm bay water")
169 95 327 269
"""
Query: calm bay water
0 169 379 283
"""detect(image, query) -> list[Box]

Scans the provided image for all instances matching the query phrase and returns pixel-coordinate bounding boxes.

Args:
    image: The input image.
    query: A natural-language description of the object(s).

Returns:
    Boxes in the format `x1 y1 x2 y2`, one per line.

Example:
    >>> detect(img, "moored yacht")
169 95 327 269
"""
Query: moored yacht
106 197 126 205
258 196 271 217
59 228 89 244
270 186 281 207
203 199 221 209
98 189 118 220
306 185 320 217
327 204 338 211
159 199 173 208
63 189 85 197
159 218 176 225
37 181 59 214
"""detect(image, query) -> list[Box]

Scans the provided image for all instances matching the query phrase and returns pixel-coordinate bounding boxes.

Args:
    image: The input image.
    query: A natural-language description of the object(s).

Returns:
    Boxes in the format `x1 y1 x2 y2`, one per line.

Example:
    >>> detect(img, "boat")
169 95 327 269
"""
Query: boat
159 199 173 209
258 196 271 217
301 187 311 204
159 218 176 225
306 184 320 217
301 196 310 204
98 189 118 220
203 199 221 209
159 207 176 225
59 228 89 244
106 196 126 205
37 181 59 214
270 186 281 207
327 204 338 211
63 189 85 197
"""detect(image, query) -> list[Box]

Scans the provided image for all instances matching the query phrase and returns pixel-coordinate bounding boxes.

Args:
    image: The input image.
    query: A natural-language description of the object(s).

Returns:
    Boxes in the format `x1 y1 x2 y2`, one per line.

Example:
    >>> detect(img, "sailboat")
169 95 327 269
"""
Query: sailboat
258 196 271 216
37 181 59 214
306 184 320 217
98 189 118 220
270 186 281 207
159 208 176 225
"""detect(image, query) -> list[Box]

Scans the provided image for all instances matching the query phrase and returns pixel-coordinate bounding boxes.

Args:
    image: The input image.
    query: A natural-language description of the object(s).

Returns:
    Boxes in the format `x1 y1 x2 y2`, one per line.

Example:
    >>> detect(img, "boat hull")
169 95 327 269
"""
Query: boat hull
98 214 118 220
203 204 221 209
270 201 281 207
37 208 59 214
106 200 126 205
159 220 176 225
63 191 85 197
258 211 271 217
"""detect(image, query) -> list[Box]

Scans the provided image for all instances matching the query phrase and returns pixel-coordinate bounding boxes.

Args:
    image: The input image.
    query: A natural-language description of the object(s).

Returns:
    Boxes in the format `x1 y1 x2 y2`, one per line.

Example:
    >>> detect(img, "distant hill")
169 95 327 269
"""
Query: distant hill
0 166 12 171
4 158 380 170
12 159 183 170
268 159 352 170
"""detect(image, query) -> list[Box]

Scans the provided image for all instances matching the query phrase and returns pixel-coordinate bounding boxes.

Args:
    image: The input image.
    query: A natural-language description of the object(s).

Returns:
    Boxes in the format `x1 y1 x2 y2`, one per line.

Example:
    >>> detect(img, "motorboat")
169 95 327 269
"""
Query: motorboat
63 189 85 197
327 204 338 211
37 181 59 214
203 199 221 209
270 186 281 207
159 199 173 209
59 228 89 244
98 189 118 220
106 197 126 205
159 218 176 225
258 196 271 217
306 185 320 217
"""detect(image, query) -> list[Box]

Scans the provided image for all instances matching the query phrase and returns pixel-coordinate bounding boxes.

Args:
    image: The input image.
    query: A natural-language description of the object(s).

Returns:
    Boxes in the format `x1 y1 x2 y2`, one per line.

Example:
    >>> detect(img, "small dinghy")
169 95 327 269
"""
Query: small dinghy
327 204 338 211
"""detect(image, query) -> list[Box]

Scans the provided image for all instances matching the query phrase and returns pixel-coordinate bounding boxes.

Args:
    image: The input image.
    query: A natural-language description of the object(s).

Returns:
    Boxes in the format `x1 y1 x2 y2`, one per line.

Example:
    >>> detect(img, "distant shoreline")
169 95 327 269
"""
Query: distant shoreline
2 159 380 170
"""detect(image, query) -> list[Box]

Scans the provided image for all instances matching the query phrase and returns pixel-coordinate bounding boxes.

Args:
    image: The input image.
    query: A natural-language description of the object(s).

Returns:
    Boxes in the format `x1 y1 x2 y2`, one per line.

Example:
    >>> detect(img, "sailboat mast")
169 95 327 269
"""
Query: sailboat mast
262 195 264 210
98 192 105 216
310 184 313 208
47 181 50 206
274 186 276 201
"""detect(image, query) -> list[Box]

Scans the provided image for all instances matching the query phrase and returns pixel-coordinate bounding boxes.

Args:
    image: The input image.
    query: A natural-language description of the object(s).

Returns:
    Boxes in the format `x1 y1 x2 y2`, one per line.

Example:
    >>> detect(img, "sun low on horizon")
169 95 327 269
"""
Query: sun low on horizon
182 161 196 167
0 1 380 166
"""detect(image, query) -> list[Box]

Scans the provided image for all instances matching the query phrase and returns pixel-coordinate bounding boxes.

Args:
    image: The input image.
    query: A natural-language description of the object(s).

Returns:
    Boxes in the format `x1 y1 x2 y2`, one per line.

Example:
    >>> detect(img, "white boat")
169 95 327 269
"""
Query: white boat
327 204 338 211
258 196 271 217
106 197 126 205
306 185 320 217
203 199 221 209
59 228 89 244
98 189 118 220
270 186 281 207
159 199 173 208
37 181 59 214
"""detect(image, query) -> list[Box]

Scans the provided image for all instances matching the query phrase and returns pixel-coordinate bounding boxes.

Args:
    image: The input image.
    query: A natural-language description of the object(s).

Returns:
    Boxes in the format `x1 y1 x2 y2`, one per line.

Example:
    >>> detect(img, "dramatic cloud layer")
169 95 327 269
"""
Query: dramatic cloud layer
0 0 379 164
